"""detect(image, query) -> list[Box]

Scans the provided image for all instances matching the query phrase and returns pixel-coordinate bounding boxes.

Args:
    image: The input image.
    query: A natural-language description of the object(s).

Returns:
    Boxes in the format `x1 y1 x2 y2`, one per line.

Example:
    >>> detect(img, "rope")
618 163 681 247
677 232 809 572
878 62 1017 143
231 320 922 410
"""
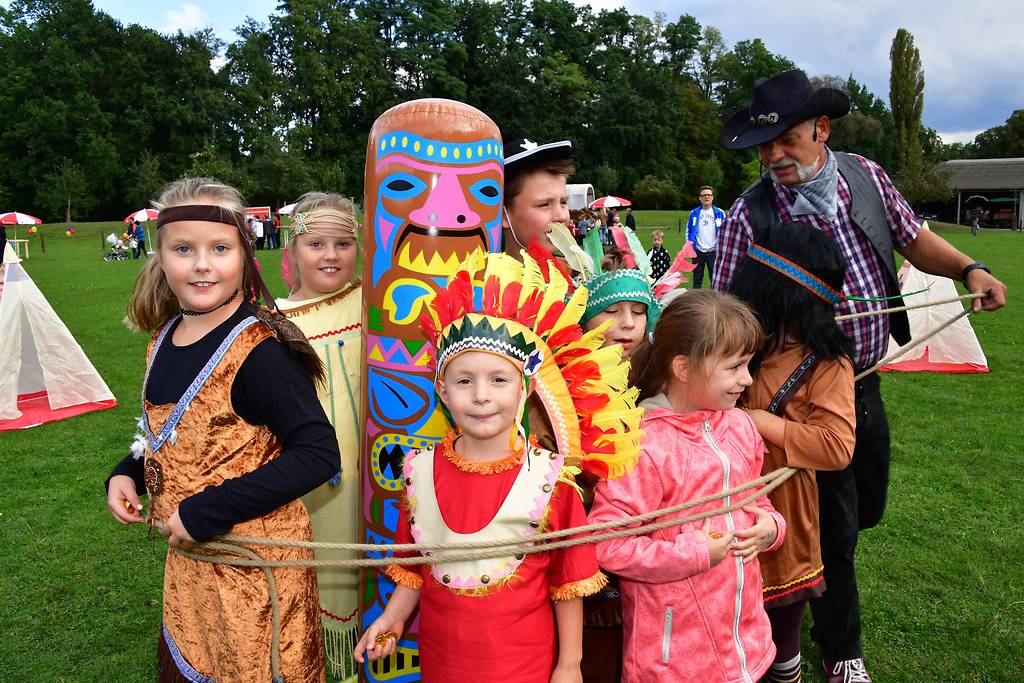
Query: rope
216 466 792 553
853 307 972 382
173 540 285 682
163 471 794 573
835 292 983 321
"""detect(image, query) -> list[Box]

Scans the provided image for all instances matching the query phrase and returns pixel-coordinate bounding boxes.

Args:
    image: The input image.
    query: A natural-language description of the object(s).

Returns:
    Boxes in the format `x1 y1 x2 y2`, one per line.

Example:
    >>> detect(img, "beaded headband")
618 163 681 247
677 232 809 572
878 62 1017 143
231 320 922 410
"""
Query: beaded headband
290 208 358 238
582 269 661 331
745 243 844 305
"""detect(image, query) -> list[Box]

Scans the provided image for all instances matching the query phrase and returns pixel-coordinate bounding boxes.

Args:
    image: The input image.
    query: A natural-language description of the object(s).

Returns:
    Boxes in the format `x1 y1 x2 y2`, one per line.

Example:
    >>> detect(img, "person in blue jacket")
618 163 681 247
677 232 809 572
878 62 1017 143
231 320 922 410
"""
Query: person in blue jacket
131 220 147 259
686 186 725 288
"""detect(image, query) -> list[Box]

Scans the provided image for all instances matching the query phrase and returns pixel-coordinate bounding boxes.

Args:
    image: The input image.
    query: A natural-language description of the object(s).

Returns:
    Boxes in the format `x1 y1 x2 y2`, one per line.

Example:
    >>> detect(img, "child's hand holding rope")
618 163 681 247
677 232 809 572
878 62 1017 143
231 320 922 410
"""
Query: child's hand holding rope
730 505 778 564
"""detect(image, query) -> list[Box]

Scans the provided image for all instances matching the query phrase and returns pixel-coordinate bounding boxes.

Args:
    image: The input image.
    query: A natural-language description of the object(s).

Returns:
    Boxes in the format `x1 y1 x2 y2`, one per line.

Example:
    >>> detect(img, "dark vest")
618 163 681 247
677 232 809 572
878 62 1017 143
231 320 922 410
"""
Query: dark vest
741 151 910 347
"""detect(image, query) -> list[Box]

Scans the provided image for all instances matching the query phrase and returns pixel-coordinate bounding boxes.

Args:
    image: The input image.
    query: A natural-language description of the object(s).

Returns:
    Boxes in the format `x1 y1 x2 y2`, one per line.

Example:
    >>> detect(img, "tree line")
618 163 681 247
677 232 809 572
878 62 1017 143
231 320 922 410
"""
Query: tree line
0 0 1008 222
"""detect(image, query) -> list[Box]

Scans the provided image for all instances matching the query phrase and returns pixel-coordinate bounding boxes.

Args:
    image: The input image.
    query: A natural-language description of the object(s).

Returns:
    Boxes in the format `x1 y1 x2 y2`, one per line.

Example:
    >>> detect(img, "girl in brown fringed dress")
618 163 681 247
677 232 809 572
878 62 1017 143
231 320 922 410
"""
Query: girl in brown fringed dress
728 222 857 683
106 178 339 682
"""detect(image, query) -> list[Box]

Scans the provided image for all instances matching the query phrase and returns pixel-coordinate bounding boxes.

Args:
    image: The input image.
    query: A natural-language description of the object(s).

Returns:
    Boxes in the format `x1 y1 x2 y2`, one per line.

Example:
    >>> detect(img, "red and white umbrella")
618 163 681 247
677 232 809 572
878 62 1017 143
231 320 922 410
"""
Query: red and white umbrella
0 211 42 225
124 208 159 223
588 196 631 209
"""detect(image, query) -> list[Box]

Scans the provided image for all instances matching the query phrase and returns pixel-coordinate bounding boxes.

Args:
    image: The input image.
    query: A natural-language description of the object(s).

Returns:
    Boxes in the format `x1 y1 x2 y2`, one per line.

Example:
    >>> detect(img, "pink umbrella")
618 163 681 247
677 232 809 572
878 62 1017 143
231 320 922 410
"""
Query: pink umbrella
124 208 159 223
588 196 631 209
0 211 42 225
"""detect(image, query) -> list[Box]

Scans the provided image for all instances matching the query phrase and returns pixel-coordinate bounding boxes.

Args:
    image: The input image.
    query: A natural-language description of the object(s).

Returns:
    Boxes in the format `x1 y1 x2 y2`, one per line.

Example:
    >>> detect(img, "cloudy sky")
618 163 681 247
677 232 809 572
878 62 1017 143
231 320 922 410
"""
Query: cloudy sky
80 1 1024 143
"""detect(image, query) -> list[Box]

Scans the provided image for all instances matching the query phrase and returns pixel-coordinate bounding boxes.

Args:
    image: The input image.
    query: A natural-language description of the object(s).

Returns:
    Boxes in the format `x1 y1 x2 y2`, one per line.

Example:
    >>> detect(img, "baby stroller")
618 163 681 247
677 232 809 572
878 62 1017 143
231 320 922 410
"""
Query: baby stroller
104 233 130 261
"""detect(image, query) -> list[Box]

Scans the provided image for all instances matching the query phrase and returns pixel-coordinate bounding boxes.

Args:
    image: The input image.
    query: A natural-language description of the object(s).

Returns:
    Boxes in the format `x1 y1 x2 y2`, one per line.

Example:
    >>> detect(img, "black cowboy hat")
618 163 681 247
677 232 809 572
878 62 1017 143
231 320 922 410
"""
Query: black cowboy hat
503 137 572 176
720 69 850 150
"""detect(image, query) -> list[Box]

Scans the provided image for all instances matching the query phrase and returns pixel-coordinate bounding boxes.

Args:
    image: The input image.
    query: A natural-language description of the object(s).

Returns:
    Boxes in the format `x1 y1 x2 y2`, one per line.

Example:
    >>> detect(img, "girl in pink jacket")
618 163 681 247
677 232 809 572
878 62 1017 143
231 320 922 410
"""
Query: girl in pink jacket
590 290 787 683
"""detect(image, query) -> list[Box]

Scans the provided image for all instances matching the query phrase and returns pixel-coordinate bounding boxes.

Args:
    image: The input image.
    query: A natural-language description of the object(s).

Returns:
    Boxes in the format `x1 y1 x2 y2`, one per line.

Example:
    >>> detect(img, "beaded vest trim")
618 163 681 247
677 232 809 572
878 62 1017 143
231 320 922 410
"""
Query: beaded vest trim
142 316 260 453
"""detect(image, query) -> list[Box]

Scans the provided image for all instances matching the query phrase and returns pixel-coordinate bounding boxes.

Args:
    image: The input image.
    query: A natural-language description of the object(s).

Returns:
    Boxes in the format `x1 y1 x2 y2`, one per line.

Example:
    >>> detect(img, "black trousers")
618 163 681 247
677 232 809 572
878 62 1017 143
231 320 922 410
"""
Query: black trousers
693 248 716 289
809 371 890 661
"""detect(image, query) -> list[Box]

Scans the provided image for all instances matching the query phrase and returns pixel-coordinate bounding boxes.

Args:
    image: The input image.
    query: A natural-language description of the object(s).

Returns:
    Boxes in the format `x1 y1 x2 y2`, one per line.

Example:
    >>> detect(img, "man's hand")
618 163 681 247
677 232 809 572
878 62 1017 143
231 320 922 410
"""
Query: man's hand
966 268 1007 312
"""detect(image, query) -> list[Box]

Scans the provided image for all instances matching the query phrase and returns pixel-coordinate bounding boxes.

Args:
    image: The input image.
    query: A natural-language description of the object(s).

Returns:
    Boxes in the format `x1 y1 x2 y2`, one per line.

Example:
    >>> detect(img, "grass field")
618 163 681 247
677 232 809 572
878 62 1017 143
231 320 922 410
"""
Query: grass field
1 218 1021 681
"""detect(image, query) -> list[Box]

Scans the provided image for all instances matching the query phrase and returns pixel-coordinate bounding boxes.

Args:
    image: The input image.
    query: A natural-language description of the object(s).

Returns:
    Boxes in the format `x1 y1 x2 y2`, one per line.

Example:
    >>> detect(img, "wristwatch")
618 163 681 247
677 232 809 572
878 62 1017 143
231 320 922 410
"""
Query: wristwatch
961 262 991 289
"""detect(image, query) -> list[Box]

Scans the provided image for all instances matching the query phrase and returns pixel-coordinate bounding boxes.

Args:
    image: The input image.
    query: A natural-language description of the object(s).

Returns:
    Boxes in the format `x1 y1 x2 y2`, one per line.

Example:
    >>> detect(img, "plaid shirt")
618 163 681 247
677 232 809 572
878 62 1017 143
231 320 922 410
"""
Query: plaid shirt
713 153 920 369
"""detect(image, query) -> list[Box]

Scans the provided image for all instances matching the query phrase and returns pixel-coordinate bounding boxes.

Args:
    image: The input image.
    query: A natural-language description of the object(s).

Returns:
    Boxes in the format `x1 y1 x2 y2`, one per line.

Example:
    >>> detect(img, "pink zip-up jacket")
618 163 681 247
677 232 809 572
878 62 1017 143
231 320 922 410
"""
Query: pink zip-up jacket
589 395 786 683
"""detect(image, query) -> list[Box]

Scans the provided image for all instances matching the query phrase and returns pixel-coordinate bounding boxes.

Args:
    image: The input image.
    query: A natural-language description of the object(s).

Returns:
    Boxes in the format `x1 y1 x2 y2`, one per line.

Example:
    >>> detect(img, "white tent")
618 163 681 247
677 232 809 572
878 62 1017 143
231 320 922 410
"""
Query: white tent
882 224 988 374
0 243 116 429
567 184 596 211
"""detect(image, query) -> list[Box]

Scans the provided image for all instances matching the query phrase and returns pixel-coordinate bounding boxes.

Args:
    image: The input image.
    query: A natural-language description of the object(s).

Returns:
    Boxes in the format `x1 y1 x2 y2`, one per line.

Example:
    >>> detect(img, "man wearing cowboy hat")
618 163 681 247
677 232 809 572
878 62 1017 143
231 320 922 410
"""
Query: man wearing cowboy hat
713 69 1006 683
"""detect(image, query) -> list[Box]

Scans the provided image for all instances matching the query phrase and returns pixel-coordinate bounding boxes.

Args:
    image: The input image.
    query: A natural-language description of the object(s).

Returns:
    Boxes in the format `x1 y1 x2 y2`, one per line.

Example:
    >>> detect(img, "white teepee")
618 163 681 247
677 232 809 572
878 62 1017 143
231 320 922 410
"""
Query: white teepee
882 224 988 374
0 242 116 428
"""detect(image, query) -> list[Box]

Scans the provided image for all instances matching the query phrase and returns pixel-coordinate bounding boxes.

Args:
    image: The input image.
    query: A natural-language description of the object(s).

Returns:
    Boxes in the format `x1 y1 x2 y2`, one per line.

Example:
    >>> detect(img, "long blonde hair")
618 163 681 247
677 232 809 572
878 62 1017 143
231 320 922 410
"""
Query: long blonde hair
126 178 247 332
285 191 358 295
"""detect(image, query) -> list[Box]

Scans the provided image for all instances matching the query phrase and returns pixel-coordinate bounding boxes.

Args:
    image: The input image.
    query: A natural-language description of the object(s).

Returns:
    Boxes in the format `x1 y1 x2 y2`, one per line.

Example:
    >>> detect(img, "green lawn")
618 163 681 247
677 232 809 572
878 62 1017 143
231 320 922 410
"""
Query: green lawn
1 219 1020 681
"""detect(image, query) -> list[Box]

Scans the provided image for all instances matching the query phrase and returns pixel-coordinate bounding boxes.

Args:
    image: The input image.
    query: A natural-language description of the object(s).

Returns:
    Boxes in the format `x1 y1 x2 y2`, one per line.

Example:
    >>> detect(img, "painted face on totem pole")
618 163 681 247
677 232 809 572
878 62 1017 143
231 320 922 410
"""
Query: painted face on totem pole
369 132 504 288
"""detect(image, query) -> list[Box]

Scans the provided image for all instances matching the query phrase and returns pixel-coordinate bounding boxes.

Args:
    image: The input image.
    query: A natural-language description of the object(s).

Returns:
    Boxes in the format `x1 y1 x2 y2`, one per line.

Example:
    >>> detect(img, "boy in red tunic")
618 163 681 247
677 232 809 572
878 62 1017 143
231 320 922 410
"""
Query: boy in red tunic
355 251 642 682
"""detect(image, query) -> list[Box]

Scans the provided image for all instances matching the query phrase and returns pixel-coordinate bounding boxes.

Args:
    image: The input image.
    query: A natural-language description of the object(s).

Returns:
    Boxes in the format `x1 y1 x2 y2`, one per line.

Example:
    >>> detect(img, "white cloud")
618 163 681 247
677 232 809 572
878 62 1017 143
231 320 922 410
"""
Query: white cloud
568 0 1024 133
162 3 207 34
938 129 984 145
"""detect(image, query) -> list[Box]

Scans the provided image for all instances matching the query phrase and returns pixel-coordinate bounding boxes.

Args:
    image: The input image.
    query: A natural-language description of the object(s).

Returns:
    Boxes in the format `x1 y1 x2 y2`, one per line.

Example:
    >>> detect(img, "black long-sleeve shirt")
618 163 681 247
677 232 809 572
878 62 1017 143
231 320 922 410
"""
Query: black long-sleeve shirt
108 304 340 541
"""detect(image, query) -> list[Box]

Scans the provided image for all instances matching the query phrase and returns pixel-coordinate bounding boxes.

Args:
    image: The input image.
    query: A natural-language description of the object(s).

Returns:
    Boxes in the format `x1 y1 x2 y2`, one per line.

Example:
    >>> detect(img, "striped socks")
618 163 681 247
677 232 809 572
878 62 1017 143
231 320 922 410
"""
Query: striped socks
764 652 802 683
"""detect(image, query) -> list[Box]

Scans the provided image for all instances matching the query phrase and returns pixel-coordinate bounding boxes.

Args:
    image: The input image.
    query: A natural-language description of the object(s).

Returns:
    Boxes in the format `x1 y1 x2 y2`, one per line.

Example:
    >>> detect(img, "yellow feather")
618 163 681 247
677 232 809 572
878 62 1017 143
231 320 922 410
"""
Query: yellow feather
519 252 546 306
536 265 569 334
482 252 521 286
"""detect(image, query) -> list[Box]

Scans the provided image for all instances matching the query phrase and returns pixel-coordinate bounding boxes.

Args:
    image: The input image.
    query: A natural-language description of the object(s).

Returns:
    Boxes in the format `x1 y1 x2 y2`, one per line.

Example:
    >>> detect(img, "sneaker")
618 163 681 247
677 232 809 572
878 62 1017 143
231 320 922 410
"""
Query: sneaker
823 658 872 683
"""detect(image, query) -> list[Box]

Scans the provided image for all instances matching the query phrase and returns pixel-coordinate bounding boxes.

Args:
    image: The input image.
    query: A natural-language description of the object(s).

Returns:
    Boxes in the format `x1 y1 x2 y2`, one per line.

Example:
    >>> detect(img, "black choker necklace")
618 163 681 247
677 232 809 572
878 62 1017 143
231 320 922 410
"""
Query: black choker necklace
180 289 240 317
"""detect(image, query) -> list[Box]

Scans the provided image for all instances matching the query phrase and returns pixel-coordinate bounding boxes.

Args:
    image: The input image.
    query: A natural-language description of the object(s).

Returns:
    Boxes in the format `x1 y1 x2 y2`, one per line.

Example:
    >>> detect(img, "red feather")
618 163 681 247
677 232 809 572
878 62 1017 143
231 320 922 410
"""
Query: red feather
518 289 543 328
582 458 610 479
610 227 636 268
482 274 501 315
548 325 583 351
580 426 615 455
526 237 572 284
419 312 438 344
562 360 601 394
501 281 523 320
573 393 610 414
535 300 566 336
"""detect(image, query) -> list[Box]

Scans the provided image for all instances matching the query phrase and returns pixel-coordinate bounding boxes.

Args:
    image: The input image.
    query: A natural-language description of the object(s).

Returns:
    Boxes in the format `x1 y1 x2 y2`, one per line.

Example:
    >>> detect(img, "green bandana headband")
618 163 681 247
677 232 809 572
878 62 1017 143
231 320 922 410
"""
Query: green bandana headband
582 269 660 331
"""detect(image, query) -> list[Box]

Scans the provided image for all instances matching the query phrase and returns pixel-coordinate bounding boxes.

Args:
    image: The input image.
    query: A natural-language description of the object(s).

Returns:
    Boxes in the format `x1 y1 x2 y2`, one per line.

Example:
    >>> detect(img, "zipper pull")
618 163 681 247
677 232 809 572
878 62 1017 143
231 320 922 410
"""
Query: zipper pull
662 607 673 663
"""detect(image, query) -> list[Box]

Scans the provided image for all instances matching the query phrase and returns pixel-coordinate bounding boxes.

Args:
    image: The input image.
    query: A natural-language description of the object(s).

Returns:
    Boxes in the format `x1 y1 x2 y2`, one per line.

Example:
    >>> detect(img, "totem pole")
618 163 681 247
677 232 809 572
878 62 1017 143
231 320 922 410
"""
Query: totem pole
360 99 503 682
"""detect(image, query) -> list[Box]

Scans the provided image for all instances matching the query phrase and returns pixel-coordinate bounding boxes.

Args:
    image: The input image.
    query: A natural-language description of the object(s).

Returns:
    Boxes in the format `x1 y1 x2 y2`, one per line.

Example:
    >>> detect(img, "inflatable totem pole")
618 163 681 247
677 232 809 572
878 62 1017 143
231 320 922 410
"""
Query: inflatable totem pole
359 100 504 682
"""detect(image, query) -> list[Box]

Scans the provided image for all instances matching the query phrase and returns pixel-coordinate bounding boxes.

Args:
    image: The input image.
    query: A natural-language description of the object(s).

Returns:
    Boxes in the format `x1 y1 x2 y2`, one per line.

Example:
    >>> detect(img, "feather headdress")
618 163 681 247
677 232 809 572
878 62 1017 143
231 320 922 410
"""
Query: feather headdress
420 250 641 481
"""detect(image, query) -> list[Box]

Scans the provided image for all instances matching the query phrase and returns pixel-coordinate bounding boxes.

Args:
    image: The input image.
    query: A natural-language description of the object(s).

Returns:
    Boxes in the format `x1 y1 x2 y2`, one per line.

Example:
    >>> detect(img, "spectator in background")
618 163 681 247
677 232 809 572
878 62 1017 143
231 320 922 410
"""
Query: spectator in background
264 215 279 249
686 186 725 288
131 220 147 259
252 216 266 250
624 206 636 230
647 229 671 281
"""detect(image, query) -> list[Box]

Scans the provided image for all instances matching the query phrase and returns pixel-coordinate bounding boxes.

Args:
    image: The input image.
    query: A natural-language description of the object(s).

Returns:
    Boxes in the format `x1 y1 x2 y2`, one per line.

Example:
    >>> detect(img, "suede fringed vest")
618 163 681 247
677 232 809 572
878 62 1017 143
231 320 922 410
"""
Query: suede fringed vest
143 317 325 683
